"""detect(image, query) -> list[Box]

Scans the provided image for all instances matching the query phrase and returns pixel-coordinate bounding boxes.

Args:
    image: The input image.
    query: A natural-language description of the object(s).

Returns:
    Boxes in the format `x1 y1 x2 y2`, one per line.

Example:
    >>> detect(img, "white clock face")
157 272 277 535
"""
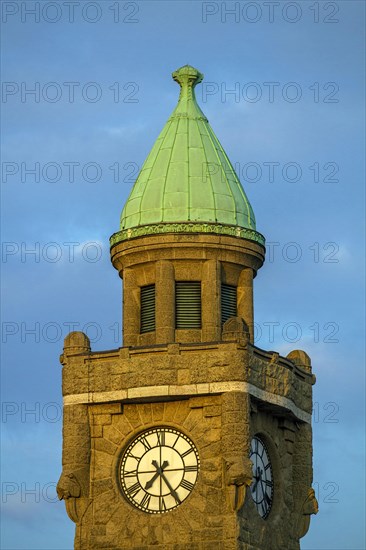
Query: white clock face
249 436 274 519
119 427 199 514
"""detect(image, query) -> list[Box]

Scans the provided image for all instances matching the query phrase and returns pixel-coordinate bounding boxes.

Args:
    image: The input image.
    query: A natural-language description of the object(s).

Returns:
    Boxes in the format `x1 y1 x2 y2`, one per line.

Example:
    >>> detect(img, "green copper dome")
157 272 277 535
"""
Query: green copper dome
111 65 264 247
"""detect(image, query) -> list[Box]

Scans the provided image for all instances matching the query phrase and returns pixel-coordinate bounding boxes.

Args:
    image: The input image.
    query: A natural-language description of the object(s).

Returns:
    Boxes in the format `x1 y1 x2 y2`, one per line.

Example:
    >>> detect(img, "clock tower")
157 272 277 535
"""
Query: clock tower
57 65 318 549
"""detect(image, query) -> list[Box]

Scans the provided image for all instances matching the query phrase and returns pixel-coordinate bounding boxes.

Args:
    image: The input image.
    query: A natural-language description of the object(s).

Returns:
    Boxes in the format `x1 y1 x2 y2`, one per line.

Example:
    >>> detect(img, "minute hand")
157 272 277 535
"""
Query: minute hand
160 471 181 504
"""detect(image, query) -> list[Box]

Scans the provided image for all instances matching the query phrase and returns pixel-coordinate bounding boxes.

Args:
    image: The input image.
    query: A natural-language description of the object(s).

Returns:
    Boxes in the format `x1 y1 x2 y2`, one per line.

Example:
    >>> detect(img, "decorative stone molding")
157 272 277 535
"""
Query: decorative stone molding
287 349 312 373
110 222 265 247
63 381 312 424
222 316 250 347
61 331 91 361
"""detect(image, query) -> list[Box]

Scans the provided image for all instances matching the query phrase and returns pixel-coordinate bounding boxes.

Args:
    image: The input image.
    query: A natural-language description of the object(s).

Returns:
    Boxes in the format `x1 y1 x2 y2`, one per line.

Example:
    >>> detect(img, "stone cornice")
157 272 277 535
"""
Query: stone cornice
63 381 311 424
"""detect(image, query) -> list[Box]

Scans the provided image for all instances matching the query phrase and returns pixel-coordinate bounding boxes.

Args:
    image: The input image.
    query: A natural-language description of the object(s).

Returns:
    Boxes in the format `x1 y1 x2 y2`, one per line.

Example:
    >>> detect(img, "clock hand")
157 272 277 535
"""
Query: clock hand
259 478 267 500
251 466 262 492
252 478 259 492
145 460 169 490
160 471 181 504
145 471 160 490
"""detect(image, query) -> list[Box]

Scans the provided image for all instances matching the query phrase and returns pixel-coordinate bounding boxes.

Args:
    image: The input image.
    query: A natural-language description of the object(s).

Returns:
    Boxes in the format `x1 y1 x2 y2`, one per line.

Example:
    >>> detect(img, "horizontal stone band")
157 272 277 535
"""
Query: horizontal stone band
63 381 311 424
110 223 266 247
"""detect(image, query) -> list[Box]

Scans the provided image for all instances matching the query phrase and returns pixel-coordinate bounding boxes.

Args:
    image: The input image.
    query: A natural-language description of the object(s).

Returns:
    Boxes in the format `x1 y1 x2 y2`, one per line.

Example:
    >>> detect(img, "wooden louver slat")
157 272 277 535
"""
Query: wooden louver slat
175 282 201 329
221 284 237 325
140 284 155 333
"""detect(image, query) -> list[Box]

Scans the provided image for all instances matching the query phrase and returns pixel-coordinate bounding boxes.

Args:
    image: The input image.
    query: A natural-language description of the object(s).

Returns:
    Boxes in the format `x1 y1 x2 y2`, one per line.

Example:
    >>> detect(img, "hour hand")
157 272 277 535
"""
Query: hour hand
145 461 160 490
145 470 160 490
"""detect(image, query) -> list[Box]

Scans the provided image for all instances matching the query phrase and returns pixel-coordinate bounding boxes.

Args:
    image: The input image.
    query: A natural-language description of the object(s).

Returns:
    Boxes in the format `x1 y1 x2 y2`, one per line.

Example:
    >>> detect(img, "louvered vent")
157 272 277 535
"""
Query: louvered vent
221 284 237 324
140 284 155 333
175 282 201 329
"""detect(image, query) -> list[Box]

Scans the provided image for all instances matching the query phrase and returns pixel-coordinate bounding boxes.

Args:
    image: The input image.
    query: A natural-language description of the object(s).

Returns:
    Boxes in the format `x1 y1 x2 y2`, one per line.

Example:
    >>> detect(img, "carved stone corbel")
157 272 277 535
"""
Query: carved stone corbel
224 455 253 511
297 487 319 538
57 470 89 524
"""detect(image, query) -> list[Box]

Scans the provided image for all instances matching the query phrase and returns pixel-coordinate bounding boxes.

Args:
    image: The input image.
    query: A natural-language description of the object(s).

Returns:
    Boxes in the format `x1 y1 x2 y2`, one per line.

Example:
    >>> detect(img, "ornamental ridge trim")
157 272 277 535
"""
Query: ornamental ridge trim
110 223 265 247
169 113 209 122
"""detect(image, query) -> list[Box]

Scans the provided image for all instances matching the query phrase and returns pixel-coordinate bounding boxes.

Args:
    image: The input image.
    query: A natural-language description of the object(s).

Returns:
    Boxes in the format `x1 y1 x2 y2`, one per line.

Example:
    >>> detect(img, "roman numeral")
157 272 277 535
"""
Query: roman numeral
180 479 194 491
264 463 271 471
264 479 273 487
140 493 151 508
159 496 167 511
126 482 140 497
184 465 198 472
157 431 165 446
140 437 151 451
182 448 194 458
127 451 140 461
124 469 138 478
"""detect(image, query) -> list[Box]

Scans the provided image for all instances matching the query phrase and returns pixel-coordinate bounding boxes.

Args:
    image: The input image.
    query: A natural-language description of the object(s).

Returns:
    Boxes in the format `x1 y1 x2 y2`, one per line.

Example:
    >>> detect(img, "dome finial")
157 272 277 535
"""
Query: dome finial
172 65 204 89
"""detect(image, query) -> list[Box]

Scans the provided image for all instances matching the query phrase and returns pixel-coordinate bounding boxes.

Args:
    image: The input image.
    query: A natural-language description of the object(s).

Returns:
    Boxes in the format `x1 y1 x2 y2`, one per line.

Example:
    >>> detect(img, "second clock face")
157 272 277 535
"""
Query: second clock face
249 435 274 519
119 427 199 514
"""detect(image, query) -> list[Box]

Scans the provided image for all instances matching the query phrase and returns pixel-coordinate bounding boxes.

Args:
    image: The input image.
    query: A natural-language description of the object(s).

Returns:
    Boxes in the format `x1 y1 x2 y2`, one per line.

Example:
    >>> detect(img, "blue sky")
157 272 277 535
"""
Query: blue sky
1 1 365 548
